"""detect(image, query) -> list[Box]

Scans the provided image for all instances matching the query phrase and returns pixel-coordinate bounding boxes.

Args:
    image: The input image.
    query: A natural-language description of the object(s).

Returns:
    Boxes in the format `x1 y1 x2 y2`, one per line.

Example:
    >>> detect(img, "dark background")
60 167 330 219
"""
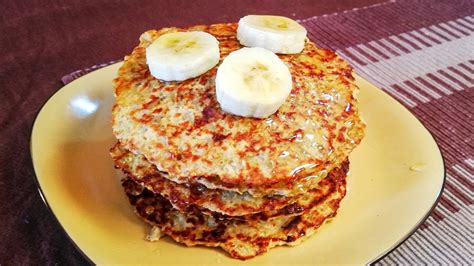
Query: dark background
0 0 384 264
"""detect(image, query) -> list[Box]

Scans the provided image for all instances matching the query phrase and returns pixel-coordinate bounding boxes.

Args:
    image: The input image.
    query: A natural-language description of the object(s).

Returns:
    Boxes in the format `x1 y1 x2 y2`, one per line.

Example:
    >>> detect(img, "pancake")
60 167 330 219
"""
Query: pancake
122 166 346 260
112 23 365 196
112 142 348 217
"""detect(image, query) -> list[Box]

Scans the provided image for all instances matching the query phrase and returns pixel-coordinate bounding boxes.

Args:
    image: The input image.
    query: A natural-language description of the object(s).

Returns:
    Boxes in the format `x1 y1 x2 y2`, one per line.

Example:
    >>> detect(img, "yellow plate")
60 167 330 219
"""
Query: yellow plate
31 63 444 265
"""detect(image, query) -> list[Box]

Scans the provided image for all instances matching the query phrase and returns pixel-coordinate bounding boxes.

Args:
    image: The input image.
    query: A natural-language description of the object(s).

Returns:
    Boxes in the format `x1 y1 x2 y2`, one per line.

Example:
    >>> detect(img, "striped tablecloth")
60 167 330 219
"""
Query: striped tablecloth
62 0 473 264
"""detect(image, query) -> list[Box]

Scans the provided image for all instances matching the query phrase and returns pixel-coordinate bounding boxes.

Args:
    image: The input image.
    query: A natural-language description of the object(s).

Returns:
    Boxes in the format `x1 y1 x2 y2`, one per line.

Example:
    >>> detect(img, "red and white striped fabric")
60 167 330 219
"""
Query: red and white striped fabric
62 0 473 264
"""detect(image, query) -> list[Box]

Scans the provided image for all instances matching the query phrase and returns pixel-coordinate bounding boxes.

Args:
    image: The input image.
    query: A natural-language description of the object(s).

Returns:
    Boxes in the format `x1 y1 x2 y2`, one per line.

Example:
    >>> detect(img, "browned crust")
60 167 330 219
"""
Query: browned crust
112 142 348 218
122 162 347 260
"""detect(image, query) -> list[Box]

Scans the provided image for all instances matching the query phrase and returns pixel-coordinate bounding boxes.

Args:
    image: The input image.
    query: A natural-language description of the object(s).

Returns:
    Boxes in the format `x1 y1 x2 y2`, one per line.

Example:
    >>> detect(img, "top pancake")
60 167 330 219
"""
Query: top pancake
112 23 365 193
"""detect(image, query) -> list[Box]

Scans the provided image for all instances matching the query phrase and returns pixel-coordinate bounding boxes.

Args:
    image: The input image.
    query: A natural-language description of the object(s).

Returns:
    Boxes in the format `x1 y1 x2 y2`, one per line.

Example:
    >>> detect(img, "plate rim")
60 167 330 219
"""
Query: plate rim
29 80 96 265
29 63 446 264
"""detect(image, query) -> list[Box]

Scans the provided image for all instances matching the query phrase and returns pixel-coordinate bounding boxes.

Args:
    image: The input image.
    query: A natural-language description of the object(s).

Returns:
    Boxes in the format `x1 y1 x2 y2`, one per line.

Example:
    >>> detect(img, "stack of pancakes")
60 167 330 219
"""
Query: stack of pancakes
111 23 365 259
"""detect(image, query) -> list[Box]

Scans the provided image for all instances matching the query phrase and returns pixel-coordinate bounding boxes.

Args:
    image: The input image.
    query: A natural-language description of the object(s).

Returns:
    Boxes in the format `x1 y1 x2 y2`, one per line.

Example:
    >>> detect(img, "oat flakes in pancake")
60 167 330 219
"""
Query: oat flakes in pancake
122 163 346 260
112 23 365 196
112 142 348 217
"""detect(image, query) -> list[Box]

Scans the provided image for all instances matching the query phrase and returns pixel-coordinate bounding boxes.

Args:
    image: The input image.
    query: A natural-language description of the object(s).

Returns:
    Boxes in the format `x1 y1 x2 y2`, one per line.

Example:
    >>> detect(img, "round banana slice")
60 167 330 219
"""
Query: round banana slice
215 47 292 118
237 15 307 54
146 31 220 81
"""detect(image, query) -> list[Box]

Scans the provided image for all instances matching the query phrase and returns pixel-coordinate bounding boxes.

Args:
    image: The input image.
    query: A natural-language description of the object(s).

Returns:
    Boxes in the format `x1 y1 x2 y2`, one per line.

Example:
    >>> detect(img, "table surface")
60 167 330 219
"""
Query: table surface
1 0 472 265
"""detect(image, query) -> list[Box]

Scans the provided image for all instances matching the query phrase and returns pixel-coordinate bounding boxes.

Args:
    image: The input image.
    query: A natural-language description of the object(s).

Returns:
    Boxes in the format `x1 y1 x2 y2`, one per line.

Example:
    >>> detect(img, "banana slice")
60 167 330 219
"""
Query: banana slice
146 31 220 81
237 15 307 54
215 47 292 118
